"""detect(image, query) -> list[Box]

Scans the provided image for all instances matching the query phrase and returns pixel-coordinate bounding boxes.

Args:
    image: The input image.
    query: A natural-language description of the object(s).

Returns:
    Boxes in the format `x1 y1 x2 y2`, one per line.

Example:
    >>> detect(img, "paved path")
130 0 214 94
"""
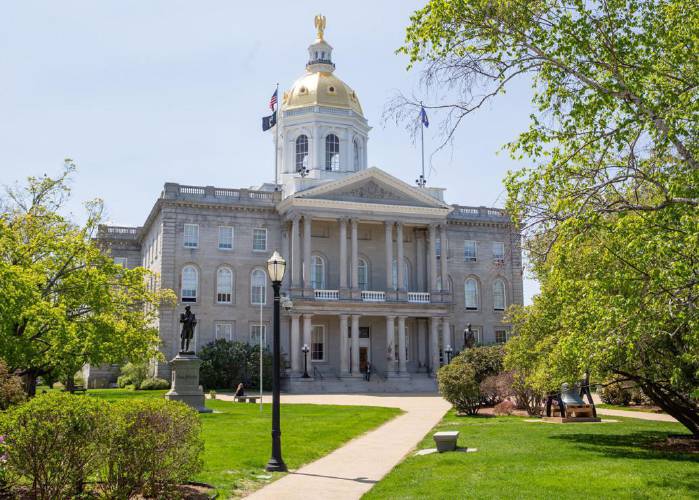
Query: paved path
218 393 450 500
595 408 677 422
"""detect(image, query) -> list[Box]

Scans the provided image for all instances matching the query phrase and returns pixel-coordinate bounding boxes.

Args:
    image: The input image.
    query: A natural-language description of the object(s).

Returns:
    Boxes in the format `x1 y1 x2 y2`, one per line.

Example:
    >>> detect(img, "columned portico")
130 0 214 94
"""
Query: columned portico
302 313 313 366
303 215 312 293
442 317 450 357
385 315 395 373
428 224 439 294
397 315 408 374
350 314 361 375
430 317 440 373
290 314 301 372
339 218 348 294
384 221 393 292
350 218 359 297
396 223 405 300
339 314 349 375
440 224 448 295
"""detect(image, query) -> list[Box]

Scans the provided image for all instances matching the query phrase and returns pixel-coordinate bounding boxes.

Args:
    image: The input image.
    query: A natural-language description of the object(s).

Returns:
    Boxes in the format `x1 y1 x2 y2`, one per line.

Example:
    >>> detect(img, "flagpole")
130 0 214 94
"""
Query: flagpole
420 101 425 186
259 297 263 413
274 83 280 190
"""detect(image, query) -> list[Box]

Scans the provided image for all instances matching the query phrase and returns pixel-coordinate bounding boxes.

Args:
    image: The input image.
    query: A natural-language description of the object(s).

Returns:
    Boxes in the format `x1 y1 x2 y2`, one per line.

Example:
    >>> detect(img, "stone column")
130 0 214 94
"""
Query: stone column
339 314 350 376
303 215 312 293
302 313 314 365
350 219 359 296
351 314 360 376
442 317 451 356
428 224 439 294
339 218 348 293
440 224 448 297
430 317 440 372
385 315 396 373
396 223 405 297
416 229 426 292
291 216 300 288
417 319 427 370
290 314 301 373
384 221 393 291
398 316 408 374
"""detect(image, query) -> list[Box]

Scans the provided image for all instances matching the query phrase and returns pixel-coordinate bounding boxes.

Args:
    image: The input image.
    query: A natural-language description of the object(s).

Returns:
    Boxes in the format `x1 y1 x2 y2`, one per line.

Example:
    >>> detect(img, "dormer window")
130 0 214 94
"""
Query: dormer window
299 86 307 95
328 86 336 93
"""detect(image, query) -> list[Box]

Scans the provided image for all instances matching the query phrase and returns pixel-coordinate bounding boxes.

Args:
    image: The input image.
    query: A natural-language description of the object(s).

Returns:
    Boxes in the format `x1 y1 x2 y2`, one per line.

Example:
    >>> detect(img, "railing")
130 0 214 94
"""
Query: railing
314 289 339 300
450 205 508 220
407 292 430 304
361 291 385 302
164 183 281 203
98 225 141 240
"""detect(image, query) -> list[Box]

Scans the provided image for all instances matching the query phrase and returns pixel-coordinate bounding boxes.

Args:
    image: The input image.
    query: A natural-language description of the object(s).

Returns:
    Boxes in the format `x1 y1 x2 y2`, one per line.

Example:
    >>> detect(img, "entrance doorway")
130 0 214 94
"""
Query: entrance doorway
348 326 371 374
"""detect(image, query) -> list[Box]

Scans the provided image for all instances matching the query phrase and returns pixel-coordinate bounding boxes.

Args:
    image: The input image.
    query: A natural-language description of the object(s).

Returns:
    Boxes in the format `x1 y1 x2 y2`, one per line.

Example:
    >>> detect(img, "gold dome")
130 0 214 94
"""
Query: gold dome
282 71 363 116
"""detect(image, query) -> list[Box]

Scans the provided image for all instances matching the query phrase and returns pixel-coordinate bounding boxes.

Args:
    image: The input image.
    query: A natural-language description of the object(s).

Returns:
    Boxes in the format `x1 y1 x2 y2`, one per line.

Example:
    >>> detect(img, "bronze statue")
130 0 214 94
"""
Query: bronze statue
464 323 476 349
179 306 197 353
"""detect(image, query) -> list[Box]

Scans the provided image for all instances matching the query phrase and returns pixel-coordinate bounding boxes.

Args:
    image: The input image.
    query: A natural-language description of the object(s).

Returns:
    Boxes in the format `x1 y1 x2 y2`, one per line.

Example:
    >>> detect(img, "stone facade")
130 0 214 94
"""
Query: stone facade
91 20 523 392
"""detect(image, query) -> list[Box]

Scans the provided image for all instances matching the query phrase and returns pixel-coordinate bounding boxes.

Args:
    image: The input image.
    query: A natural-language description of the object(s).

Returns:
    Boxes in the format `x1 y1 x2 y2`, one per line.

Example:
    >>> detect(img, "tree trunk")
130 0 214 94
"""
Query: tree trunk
22 372 38 397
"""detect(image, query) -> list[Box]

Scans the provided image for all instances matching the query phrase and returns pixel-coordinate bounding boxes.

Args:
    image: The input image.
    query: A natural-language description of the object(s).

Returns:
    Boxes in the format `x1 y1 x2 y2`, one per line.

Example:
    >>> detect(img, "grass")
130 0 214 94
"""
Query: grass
596 403 664 413
80 389 401 498
364 411 699 500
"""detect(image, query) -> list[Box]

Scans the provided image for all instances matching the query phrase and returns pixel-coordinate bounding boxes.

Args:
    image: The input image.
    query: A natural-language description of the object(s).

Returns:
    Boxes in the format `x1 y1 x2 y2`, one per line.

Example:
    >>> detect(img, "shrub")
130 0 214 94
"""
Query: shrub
511 372 545 416
198 339 272 390
0 392 110 499
139 377 170 390
599 380 632 406
118 362 149 388
455 345 505 382
494 400 516 415
101 399 203 498
479 372 513 406
630 386 652 406
0 360 25 410
438 361 480 415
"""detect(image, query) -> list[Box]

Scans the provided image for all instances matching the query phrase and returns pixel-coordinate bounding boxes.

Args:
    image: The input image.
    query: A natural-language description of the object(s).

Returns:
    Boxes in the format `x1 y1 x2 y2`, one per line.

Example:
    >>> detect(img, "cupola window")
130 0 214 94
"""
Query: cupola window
325 134 340 171
295 135 309 172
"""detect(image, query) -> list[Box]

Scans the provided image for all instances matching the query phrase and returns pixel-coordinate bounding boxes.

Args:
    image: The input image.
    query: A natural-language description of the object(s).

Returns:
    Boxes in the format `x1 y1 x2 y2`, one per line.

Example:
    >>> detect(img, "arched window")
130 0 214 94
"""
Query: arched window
353 139 361 170
216 267 233 304
392 259 410 290
464 278 479 310
436 275 452 292
251 269 267 305
181 266 198 302
493 279 506 311
311 255 325 289
358 258 369 291
325 134 340 170
295 135 309 172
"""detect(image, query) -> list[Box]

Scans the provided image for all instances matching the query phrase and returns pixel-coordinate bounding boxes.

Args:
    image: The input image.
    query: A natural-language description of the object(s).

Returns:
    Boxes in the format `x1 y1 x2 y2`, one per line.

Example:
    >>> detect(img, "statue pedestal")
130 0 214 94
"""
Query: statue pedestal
165 352 211 413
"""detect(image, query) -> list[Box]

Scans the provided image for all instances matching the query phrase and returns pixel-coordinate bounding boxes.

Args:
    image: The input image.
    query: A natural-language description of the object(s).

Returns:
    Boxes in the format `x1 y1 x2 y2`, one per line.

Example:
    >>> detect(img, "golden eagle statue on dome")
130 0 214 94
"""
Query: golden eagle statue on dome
314 14 326 40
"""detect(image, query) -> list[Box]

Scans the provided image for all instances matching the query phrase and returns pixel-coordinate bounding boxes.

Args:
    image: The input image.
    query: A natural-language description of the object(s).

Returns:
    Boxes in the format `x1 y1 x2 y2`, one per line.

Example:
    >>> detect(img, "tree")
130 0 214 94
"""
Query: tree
396 0 698 435
0 163 175 395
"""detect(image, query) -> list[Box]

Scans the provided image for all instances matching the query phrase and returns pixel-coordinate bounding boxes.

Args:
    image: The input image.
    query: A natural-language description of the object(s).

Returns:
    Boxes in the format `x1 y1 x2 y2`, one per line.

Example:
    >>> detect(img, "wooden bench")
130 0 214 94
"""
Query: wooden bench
234 395 261 403
64 385 87 394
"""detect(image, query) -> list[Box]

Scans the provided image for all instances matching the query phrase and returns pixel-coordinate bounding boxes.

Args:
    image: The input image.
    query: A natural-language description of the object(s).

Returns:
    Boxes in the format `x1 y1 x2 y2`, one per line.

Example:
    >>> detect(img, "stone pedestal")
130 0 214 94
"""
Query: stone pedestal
165 352 211 413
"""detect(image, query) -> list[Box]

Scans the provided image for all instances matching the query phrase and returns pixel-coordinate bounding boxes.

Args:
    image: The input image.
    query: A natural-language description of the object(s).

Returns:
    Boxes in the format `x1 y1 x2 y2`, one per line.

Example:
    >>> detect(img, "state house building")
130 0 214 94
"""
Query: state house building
93 20 523 392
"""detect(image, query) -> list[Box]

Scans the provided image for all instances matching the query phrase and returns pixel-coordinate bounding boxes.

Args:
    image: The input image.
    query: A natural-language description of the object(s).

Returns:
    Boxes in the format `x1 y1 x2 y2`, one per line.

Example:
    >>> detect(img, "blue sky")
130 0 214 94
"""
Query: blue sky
0 0 539 303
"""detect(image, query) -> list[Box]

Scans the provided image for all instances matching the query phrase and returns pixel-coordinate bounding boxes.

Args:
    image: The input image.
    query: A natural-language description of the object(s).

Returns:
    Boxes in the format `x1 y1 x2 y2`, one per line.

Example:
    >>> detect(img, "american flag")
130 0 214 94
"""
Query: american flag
269 89 278 111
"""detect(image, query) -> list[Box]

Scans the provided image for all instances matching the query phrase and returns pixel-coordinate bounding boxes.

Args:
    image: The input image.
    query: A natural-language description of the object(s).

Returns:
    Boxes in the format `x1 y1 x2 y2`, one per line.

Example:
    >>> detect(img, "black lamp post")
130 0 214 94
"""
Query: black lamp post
265 251 287 472
445 345 453 364
301 344 310 378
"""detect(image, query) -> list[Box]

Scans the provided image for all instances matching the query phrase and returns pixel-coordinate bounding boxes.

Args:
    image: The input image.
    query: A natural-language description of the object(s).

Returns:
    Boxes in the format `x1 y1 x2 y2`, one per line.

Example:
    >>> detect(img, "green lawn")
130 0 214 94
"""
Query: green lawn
364 411 699 500
596 403 665 413
82 389 402 497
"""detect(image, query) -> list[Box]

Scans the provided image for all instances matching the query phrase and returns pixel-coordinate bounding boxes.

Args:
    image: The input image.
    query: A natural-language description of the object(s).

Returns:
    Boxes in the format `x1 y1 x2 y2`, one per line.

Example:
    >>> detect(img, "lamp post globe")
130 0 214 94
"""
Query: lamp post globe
445 345 453 364
265 250 287 472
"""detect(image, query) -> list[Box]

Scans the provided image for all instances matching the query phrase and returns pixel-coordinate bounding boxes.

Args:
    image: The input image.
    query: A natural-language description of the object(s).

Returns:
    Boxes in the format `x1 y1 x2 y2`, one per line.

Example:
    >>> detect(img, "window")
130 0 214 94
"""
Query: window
311 255 325 289
325 134 340 170
215 323 233 341
464 278 479 310
251 268 267 305
218 226 234 250
493 241 505 263
181 265 198 302
250 324 267 347
295 135 309 171
464 240 477 261
435 237 441 259
392 259 410 290
183 224 199 248
358 258 369 291
113 257 128 267
252 228 267 251
311 325 325 361
495 329 508 344
353 139 360 170
493 279 506 311
216 267 233 303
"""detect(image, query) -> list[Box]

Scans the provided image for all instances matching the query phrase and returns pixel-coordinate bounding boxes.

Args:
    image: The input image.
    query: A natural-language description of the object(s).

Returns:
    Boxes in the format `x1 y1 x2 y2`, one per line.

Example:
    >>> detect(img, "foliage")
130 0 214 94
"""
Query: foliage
117 361 150 389
139 377 170 390
0 163 175 395
510 371 545 416
0 392 110 499
0 435 7 492
438 360 481 415
599 381 633 406
0 360 25 410
455 345 504 381
479 372 512 406
198 339 272 390
101 398 203 498
493 400 516 416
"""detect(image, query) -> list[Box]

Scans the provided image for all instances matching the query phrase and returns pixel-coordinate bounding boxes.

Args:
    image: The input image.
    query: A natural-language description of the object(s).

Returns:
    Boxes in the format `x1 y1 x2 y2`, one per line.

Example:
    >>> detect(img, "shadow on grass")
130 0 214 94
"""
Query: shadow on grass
550 431 699 463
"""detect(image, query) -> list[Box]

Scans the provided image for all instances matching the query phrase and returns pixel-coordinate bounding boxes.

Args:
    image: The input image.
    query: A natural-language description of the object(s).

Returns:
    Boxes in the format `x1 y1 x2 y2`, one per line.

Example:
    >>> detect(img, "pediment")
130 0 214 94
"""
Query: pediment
293 168 448 209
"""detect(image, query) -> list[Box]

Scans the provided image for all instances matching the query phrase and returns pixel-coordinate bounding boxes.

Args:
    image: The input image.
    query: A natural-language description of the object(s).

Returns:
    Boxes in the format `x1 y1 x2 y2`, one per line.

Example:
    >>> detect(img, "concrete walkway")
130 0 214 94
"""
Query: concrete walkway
595 407 678 422
218 393 451 500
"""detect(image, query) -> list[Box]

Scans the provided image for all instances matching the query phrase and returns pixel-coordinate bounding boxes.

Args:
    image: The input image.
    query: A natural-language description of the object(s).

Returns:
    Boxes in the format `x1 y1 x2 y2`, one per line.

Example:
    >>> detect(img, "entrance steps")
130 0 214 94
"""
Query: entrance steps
283 373 437 394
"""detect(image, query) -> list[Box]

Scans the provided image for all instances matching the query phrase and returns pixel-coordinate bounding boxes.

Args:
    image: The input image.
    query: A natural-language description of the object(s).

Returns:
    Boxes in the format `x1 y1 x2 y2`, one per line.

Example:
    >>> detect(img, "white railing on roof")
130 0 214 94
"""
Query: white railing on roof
179 185 206 195
314 289 339 300
361 290 385 302
408 292 430 304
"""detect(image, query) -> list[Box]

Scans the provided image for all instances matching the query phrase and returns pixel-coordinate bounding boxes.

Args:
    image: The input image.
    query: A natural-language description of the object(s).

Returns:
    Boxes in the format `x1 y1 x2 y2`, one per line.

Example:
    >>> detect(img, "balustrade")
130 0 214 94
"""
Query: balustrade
407 292 430 303
361 290 385 302
314 289 339 300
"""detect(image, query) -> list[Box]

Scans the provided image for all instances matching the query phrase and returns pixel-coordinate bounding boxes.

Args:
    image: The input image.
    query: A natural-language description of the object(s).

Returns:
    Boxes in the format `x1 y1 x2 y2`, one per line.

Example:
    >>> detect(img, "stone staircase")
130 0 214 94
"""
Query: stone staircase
283 372 437 394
